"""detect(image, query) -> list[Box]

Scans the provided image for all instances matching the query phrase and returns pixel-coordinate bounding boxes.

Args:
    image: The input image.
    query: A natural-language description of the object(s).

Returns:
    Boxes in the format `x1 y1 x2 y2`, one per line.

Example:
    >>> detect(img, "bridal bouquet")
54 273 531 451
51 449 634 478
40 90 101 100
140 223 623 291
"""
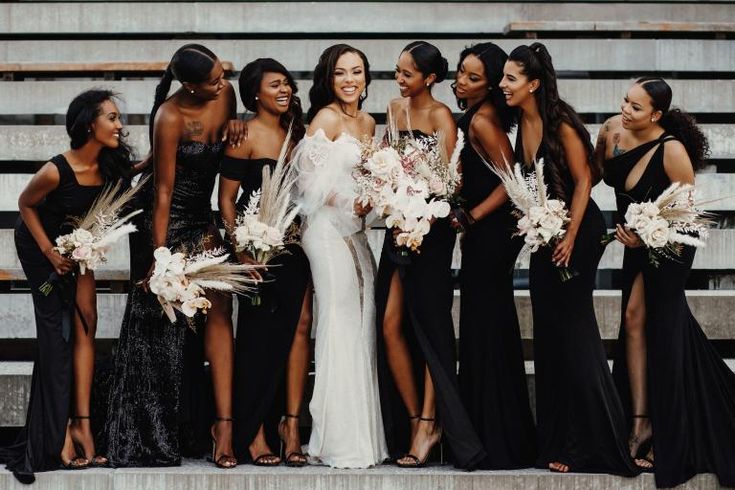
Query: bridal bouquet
39 178 147 295
603 182 714 267
149 246 260 327
354 120 463 253
491 159 576 281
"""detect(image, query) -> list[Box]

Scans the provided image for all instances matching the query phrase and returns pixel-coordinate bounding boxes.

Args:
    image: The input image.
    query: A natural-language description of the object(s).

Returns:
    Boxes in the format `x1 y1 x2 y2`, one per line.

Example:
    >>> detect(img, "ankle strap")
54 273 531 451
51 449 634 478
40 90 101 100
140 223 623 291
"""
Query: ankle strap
632 414 649 418
71 415 90 419
284 413 300 419
215 417 234 422
419 417 435 422
409 414 420 420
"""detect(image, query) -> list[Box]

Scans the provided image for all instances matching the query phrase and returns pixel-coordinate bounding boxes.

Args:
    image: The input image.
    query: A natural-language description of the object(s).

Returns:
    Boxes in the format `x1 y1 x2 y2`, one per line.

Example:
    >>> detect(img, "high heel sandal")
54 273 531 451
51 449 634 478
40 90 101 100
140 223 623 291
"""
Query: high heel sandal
396 417 443 468
629 414 654 470
279 414 307 467
69 415 108 467
209 417 238 469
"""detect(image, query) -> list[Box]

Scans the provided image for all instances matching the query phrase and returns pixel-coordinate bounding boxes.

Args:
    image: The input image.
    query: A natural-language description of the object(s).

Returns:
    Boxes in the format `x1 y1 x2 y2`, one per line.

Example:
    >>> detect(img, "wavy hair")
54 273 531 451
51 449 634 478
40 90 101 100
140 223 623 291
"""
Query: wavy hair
238 58 306 146
66 89 133 181
508 42 596 200
307 44 371 122
451 42 517 133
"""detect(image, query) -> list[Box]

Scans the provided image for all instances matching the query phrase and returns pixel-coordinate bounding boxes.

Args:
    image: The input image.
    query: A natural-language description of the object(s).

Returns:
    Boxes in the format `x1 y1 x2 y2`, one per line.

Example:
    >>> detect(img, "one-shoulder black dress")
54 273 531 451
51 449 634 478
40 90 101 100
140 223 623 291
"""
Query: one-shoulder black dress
104 141 225 467
515 126 638 476
456 105 537 469
375 129 485 469
604 134 735 488
220 156 311 461
1 155 105 482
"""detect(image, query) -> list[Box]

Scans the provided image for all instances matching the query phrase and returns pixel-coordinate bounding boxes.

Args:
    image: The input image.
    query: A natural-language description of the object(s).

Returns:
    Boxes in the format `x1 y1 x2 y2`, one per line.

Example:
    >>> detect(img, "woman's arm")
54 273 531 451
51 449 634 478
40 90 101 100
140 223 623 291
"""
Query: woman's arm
552 123 593 267
150 105 182 249
18 162 74 274
431 104 458 159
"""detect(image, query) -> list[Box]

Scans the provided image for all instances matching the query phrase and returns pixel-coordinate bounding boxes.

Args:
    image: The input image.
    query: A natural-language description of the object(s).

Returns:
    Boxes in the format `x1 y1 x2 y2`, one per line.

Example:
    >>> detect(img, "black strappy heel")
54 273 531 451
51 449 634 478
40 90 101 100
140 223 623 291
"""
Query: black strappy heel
396 416 443 468
279 414 308 467
69 415 107 467
209 417 238 469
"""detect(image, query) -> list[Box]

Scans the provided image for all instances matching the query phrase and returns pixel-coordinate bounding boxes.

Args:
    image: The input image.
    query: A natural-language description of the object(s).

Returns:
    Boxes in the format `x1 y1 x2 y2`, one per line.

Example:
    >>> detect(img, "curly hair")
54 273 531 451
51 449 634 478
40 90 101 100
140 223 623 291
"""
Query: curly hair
238 58 306 146
451 42 517 133
636 77 710 170
66 89 134 182
307 44 371 122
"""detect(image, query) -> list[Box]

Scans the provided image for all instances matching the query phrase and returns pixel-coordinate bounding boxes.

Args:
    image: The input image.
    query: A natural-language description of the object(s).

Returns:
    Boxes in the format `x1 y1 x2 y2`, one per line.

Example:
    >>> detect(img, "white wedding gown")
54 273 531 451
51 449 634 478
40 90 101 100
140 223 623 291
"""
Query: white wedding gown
292 129 388 468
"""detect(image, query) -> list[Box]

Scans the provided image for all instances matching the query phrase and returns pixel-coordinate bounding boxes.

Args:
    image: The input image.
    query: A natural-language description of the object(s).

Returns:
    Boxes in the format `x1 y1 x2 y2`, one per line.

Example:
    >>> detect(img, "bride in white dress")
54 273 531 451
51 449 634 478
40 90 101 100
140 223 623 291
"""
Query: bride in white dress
292 44 388 468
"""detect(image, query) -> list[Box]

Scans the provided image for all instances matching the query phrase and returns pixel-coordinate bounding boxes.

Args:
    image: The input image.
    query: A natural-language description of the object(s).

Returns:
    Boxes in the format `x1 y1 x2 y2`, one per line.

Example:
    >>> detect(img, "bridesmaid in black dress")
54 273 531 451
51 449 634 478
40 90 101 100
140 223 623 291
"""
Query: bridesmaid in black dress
599 77 735 488
375 41 485 469
105 44 245 468
500 43 637 476
450 42 536 470
219 58 312 467
1 90 133 482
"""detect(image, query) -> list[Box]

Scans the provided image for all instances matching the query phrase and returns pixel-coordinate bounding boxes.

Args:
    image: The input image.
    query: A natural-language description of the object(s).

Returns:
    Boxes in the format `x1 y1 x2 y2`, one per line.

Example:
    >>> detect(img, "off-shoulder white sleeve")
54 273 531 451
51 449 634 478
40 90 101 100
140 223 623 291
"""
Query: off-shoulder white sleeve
291 129 362 236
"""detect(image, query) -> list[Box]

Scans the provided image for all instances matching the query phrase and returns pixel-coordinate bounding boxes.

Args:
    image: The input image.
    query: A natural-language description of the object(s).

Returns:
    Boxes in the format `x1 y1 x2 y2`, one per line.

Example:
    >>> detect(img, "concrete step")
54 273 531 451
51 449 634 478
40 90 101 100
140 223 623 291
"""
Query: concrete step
1 79 733 116
2 2 730 35
1 39 733 73
1 290 734 342
3 124 735 162
2 172 735 215
2 359 733 429
0 459 724 490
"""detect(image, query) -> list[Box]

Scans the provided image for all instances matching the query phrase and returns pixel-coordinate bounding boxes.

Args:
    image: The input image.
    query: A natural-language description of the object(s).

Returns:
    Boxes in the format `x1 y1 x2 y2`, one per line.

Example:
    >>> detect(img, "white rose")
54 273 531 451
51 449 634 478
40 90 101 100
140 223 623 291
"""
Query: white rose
528 206 546 226
72 228 94 245
638 217 669 248
72 244 93 262
428 177 447 196
367 148 401 178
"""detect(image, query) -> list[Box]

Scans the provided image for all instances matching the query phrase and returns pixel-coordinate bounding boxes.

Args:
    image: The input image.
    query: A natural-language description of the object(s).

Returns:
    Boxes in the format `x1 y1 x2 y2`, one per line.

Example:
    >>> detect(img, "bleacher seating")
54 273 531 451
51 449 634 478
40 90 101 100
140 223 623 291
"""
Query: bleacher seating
0 2 733 486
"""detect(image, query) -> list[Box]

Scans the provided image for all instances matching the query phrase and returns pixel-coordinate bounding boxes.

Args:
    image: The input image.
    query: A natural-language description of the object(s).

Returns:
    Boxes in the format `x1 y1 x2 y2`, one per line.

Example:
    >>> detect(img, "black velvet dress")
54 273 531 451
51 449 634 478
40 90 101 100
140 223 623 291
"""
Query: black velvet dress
605 134 735 488
375 130 485 469
220 156 311 461
515 126 638 476
104 141 225 467
1 155 105 483
456 105 536 469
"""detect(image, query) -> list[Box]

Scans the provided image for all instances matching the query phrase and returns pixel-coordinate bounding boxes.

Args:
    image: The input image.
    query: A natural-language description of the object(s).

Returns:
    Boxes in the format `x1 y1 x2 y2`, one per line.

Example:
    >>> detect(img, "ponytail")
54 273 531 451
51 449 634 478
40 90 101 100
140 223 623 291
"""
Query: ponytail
149 65 174 144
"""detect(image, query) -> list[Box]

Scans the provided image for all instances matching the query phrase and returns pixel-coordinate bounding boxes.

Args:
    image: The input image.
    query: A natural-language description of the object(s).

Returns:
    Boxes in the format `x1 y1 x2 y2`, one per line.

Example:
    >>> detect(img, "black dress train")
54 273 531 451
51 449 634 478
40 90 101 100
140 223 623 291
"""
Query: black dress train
104 141 225 466
220 156 311 461
456 105 536 469
604 134 735 488
515 127 638 475
1 155 105 482
375 129 486 469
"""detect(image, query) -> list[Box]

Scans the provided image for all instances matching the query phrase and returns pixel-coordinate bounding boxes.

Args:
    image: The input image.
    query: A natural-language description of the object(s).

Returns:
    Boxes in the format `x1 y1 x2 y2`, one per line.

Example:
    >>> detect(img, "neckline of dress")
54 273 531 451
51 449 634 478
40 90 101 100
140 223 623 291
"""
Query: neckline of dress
307 127 361 145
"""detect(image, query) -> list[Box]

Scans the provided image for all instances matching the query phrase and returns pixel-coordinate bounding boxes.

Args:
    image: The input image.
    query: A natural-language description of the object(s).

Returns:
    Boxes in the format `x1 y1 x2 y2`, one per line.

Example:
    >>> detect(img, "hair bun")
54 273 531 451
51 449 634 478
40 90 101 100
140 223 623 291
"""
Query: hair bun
435 57 449 84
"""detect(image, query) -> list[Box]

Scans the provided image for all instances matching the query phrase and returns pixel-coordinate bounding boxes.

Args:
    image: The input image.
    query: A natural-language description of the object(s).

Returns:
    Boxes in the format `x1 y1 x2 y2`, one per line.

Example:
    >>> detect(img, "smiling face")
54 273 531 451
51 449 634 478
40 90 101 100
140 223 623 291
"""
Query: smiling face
186 59 226 100
90 99 123 148
395 50 432 98
332 51 366 105
499 60 539 108
256 71 292 115
455 54 488 103
621 82 661 130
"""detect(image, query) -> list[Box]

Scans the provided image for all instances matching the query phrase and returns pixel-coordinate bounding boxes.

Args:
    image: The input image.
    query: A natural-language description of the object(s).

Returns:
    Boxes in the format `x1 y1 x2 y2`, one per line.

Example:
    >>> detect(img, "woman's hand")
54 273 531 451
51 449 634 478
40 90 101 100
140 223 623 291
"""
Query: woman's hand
552 233 575 267
354 199 371 217
44 248 74 275
615 224 643 248
223 119 248 148
236 251 264 282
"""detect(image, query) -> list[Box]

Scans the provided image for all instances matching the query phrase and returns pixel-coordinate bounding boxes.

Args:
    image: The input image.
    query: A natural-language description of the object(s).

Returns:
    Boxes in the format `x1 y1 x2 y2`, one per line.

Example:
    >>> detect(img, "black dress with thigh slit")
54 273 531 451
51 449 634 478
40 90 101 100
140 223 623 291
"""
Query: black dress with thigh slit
605 134 735 488
375 130 486 469
220 156 311 461
1 155 104 483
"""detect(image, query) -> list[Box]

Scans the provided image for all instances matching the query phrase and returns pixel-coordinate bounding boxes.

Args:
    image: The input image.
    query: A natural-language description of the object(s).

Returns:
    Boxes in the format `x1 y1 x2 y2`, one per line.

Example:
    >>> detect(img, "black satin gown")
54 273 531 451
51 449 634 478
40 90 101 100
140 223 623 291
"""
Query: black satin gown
375 129 485 469
605 134 735 488
103 141 225 467
456 105 536 469
0 155 105 483
220 156 311 461
515 127 638 475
